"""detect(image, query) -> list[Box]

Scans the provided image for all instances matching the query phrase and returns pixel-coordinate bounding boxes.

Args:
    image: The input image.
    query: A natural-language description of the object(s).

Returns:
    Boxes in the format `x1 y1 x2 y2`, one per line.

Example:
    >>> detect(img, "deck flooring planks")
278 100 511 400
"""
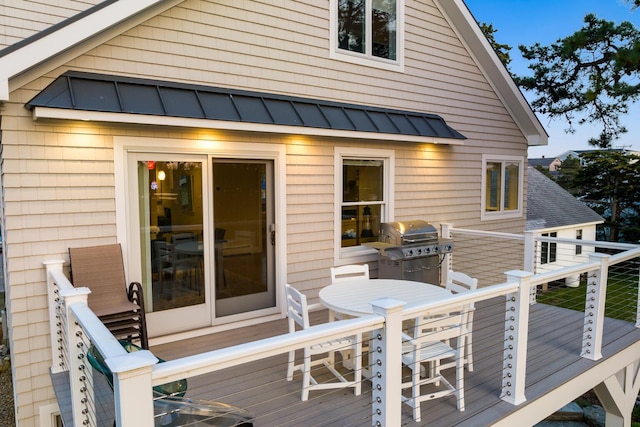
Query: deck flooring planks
51 297 640 426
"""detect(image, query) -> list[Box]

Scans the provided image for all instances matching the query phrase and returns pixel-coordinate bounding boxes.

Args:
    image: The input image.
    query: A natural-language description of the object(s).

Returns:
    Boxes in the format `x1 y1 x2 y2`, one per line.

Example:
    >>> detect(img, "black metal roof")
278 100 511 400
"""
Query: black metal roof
25 71 466 141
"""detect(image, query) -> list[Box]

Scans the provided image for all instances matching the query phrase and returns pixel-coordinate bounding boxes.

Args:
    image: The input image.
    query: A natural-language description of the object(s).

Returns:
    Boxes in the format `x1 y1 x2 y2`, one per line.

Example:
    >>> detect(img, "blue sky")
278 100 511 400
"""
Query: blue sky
463 0 640 158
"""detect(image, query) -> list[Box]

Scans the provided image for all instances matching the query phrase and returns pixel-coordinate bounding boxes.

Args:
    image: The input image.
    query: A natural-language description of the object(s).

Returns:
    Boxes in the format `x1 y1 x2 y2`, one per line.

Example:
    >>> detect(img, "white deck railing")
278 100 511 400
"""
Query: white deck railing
44 227 640 426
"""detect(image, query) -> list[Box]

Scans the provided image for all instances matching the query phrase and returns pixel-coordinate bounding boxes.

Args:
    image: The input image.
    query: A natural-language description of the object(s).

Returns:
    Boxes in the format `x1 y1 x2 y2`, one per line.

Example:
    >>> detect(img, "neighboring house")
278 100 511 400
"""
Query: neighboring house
526 167 604 286
528 156 561 172
0 1 547 425
557 148 640 166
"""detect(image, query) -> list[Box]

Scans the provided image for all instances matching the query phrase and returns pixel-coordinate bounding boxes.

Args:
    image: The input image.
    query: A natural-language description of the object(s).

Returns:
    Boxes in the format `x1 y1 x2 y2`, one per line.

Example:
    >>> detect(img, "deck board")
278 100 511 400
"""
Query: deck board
54 299 640 426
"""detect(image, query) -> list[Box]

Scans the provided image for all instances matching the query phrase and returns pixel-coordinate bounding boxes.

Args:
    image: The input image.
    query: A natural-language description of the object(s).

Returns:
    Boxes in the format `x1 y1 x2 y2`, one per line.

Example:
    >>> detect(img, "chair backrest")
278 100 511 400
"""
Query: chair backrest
413 306 470 344
446 271 478 294
172 232 197 245
69 244 135 317
330 264 370 283
285 284 310 332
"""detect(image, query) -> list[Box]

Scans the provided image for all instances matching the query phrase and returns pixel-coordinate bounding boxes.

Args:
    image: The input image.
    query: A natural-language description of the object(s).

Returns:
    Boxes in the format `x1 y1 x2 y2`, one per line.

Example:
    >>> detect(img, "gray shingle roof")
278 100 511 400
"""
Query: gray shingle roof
526 167 603 231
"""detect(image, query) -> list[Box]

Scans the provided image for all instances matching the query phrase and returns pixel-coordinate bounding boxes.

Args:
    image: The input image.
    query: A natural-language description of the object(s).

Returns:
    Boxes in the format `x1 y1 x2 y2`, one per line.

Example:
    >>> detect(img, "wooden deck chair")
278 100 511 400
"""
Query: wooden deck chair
69 244 149 349
401 307 470 422
285 284 361 401
445 270 478 371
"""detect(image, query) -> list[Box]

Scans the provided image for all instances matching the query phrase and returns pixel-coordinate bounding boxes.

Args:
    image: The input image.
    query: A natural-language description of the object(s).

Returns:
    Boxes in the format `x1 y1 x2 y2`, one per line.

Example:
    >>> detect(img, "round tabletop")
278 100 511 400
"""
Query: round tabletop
319 279 451 317
175 241 204 255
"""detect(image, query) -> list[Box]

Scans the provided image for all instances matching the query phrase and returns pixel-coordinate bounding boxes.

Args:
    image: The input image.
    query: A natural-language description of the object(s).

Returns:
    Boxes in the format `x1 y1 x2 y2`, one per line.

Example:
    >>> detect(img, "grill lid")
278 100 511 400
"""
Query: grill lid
379 220 438 245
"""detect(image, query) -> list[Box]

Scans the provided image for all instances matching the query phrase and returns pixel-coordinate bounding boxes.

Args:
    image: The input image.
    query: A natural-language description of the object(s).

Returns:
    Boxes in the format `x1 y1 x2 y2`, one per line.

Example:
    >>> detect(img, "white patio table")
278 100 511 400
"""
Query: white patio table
319 279 452 375
319 278 451 318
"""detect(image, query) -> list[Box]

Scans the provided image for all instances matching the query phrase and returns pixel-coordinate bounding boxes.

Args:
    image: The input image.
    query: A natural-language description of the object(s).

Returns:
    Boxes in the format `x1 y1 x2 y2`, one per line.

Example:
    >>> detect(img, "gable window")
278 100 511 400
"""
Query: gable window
541 232 557 264
335 147 394 262
331 0 404 70
481 155 524 220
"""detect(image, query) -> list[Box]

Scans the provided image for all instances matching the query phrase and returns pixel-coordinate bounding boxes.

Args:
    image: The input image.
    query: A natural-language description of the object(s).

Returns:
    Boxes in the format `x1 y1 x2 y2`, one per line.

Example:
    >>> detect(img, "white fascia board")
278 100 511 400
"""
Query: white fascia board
31 107 466 145
0 0 177 101
434 0 548 147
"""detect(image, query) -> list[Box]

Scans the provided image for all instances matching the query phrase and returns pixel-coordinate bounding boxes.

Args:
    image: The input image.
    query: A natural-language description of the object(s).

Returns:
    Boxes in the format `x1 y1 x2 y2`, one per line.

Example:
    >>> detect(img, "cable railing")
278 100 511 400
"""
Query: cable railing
44 226 640 426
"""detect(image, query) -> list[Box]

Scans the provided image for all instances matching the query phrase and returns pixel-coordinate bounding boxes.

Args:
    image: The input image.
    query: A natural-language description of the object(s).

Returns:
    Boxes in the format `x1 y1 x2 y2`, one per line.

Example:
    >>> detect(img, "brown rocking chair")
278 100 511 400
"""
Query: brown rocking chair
69 243 149 349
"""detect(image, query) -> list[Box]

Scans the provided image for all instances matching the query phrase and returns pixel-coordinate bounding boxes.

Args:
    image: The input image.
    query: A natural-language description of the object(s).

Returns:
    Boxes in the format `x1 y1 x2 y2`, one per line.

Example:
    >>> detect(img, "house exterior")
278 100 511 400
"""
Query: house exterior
528 156 561 172
526 167 604 286
0 1 547 425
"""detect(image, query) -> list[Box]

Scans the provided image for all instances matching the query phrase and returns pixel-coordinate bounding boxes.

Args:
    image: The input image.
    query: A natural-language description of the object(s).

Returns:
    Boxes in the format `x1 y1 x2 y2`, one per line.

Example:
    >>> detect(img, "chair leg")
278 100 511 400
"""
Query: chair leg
412 362 422 422
354 335 362 396
457 357 466 411
302 351 312 401
287 349 295 381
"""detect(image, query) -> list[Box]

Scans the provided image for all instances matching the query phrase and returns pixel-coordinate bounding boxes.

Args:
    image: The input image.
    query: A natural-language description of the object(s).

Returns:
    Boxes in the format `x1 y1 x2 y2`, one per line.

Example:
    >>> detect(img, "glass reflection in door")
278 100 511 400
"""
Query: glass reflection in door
213 160 275 317
138 160 205 312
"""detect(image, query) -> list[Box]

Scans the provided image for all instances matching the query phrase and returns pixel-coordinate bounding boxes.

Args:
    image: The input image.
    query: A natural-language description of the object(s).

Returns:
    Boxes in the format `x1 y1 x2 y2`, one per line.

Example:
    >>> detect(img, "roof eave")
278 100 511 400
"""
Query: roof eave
0 0 183 101
434 0 549 147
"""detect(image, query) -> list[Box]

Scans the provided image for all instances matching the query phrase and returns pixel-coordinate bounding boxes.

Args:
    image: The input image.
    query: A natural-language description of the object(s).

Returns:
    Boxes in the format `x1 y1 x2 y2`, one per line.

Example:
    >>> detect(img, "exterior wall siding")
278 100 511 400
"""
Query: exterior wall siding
0 0 102 49
1 0 531 425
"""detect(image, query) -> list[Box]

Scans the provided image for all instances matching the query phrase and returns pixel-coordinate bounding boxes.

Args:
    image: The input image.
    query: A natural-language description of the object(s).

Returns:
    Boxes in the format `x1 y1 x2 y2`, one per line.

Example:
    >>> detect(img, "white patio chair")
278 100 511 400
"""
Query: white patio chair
285 284 362 401
401 307 470 422
329 264 370 321
329 264 370 283
445 270 478 371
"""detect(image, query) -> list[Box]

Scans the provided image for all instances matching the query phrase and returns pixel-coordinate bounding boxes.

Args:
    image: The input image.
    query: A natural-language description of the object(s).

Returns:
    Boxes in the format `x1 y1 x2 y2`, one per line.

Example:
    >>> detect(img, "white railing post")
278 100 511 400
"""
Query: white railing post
44 260 66 374
370 298 405 427
109 351 157 427
581 253 609 360
441 223 453 277
523 231 537 304
60 286 94 427
500 270 532 406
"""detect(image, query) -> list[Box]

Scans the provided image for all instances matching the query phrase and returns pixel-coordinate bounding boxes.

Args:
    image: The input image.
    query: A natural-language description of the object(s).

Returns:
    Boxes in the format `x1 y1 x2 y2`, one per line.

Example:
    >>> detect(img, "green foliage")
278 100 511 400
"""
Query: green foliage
515 15 640 147
479 22 512 68
572 150 640 242
536 270 638 322
555 155 582 195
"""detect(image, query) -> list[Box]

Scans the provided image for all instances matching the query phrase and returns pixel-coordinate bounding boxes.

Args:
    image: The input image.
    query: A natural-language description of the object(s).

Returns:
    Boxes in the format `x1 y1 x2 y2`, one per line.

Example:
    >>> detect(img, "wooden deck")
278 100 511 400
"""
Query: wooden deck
145 298 640 426
51 297 640 426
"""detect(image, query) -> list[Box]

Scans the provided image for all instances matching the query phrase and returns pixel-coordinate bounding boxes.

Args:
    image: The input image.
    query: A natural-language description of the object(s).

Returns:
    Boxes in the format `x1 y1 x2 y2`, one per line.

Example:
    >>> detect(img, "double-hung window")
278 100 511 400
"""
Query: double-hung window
481 155 524 220
331 0 404 69
335 147 394 262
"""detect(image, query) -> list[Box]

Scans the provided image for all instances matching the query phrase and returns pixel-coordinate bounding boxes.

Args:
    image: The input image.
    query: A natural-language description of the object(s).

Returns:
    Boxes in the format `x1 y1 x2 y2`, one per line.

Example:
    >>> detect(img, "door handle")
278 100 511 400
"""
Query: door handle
270 224 276 246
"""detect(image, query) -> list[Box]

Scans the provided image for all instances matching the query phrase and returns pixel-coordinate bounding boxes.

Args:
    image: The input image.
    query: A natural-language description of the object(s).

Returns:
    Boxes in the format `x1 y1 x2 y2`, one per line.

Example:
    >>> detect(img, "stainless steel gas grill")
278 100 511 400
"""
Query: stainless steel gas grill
372 220 453 285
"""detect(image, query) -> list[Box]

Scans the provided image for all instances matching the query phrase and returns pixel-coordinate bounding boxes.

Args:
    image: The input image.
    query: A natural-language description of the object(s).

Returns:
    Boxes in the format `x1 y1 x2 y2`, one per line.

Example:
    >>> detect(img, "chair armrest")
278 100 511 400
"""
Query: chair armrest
127 282 145 312
401 332 419 347
307 302 323 311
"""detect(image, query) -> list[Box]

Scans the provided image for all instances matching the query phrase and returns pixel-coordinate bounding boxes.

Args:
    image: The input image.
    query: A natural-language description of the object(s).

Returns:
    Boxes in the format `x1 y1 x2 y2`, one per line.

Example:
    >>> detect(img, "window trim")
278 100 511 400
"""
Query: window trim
329 0 405 72
481 154 524 220
334 147 394 264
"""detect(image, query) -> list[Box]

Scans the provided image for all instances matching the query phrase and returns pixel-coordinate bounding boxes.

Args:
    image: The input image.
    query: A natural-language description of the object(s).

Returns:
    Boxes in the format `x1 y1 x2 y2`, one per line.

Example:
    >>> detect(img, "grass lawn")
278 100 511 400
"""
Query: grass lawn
536 270 638 322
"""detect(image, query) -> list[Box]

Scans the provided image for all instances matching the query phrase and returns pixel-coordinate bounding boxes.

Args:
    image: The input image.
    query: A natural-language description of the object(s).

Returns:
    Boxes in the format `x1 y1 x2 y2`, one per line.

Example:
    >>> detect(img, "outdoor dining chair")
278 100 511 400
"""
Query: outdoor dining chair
285 284 362 401
69 243 148 349
329 264 370 283
401 306 470 422
445 270 478 371
329 264 370 321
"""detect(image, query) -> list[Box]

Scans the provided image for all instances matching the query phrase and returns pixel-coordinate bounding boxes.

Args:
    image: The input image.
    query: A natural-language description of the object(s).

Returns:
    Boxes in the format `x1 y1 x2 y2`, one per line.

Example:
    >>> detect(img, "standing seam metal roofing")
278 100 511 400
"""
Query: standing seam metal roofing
25 71 466 141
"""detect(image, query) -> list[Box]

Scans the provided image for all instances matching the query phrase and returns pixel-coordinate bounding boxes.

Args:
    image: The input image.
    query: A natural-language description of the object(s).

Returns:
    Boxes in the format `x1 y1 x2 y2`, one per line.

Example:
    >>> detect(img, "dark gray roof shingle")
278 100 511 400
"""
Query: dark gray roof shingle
526 167 603 231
